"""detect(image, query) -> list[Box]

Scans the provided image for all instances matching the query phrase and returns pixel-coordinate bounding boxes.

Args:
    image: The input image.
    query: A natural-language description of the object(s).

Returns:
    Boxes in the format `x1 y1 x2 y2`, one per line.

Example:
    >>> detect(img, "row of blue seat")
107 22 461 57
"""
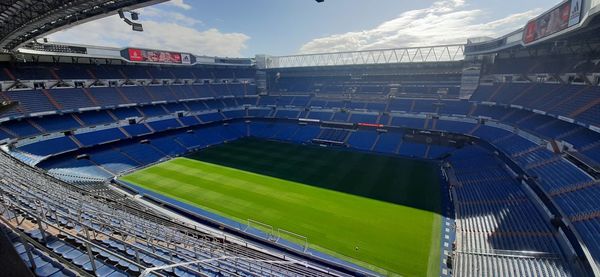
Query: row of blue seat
0 62 254 82
0 84 257 117
471 83 600 128
449 146 569 264
4 88 600 167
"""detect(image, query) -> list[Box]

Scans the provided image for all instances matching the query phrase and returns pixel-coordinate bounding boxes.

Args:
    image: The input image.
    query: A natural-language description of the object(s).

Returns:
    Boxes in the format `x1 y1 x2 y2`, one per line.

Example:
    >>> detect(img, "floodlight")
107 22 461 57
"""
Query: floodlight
132 23 143 32
118 10 143 32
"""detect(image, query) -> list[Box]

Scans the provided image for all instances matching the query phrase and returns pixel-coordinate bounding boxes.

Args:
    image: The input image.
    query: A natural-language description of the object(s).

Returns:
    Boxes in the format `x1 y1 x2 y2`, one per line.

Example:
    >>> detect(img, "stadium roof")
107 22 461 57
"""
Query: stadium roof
0 0 167 51
263 44 465 69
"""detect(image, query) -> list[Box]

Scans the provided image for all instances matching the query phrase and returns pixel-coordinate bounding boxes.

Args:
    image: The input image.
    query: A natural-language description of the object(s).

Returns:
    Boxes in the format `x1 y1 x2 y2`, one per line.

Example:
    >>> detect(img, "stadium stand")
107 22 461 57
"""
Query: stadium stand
1 64 598 275
2 65 599 274
449 146 574 277
0 151 345 277
3 0 600 275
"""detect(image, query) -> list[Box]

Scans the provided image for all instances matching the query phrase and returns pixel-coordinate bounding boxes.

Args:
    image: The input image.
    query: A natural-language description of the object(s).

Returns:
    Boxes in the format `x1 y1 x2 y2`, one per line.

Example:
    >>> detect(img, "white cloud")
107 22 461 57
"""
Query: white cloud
142 7 202 26
299 0 541 54
165 0 192 10
47 8 249 57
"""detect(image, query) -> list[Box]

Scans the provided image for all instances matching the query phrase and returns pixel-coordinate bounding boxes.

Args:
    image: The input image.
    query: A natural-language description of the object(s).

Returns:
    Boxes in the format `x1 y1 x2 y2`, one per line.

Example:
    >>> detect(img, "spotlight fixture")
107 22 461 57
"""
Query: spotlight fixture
118 10 143 32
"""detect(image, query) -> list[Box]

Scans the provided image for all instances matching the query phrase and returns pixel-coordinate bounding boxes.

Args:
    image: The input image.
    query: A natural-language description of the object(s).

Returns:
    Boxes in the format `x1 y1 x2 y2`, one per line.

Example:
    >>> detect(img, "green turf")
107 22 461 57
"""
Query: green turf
121 138 442 276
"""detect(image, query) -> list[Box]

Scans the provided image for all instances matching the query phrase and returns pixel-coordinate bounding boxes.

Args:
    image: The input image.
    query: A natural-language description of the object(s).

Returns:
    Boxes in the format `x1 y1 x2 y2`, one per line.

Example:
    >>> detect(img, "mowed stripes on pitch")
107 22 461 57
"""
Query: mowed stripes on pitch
193 139 441 212
122 140 441 276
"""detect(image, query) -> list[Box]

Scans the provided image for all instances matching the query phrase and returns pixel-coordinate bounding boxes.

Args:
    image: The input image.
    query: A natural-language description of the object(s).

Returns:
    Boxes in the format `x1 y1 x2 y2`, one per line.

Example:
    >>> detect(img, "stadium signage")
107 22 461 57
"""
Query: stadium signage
358 123 384 128
299 118 320 123
36 44 88 54
523 0 583 44
126 48 193 64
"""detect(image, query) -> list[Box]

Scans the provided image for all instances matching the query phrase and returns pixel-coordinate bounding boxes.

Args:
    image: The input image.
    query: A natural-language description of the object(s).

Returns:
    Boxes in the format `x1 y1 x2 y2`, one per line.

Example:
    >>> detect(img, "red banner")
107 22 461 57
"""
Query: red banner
128 48 143 62
523 0 582 44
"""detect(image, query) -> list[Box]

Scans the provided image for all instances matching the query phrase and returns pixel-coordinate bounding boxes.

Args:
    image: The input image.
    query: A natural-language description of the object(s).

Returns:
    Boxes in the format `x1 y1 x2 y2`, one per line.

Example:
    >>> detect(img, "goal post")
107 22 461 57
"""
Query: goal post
245 219 275 240
244 219 309 252
276 228 308 252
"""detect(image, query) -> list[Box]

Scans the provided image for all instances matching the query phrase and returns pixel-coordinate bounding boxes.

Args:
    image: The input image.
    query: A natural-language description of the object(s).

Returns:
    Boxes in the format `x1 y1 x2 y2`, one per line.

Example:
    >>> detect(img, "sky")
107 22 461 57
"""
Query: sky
48 0 559 58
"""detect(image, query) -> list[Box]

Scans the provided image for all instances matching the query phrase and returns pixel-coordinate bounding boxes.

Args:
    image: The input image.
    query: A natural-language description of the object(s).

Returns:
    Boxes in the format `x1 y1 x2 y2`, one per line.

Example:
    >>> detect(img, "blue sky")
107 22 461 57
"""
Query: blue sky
48 0 559 57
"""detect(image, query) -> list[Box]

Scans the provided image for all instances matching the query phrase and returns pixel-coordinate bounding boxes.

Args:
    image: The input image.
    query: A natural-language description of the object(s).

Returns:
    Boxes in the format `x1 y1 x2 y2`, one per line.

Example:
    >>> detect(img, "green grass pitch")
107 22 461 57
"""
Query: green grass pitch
121 138 442 276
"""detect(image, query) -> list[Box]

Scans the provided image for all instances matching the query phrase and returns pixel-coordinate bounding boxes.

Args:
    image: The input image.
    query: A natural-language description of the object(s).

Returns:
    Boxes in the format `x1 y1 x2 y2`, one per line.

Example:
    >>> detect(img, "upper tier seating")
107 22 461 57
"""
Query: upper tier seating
2 120 40 137
487 55 590 75
19 136 78 156
75 128 127 146
3 90 56 114
75 110 114 126
33 114 81 132
0 84 255 120
471 83 600 128
348 113 378 124
46 88 95 110
0 62 255 82
87 87 128 107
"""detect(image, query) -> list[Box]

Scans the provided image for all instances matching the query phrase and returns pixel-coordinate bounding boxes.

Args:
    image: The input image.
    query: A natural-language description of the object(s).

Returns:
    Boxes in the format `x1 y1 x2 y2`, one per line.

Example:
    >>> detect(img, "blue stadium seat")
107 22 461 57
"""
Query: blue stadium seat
47 88 94 110
87 87 128 106
118 143 165 165
33 114 81 132
147 119 182 132
348 113 378 124
76 111 115 126
19 136 78 156
121 124 152 136
75 128 127 146
198 112 224 123
150 136 188 156
110 107 142 120
2 120 41 137
90 150 138 173
347 130 377 150
390 117 425 129
373 132 403 154
4 90 56 114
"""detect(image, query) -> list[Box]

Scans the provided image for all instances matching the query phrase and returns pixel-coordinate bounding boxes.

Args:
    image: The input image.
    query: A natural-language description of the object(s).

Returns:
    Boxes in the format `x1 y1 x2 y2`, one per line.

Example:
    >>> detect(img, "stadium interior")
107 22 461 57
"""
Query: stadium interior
1 0 600 276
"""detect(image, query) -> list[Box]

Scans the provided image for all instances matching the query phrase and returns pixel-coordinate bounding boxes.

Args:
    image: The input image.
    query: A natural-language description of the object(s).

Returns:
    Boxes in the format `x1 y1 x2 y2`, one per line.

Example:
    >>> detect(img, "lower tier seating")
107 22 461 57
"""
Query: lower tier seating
449 146 574 277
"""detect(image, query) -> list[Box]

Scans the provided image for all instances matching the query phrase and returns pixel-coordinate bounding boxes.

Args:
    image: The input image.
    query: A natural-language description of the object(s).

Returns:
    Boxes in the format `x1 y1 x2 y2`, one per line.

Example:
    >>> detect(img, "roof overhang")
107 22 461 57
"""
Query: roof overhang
0 0 167 51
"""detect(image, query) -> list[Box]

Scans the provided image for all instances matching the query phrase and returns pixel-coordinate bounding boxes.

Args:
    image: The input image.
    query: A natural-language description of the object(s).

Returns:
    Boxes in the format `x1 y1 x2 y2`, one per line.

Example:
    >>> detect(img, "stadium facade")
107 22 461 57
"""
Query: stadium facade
1 0 600 276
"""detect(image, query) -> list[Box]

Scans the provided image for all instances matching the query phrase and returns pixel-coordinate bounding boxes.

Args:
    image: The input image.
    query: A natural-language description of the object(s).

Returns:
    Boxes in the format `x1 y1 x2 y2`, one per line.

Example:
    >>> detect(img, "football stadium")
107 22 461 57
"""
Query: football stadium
0 0 600 276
